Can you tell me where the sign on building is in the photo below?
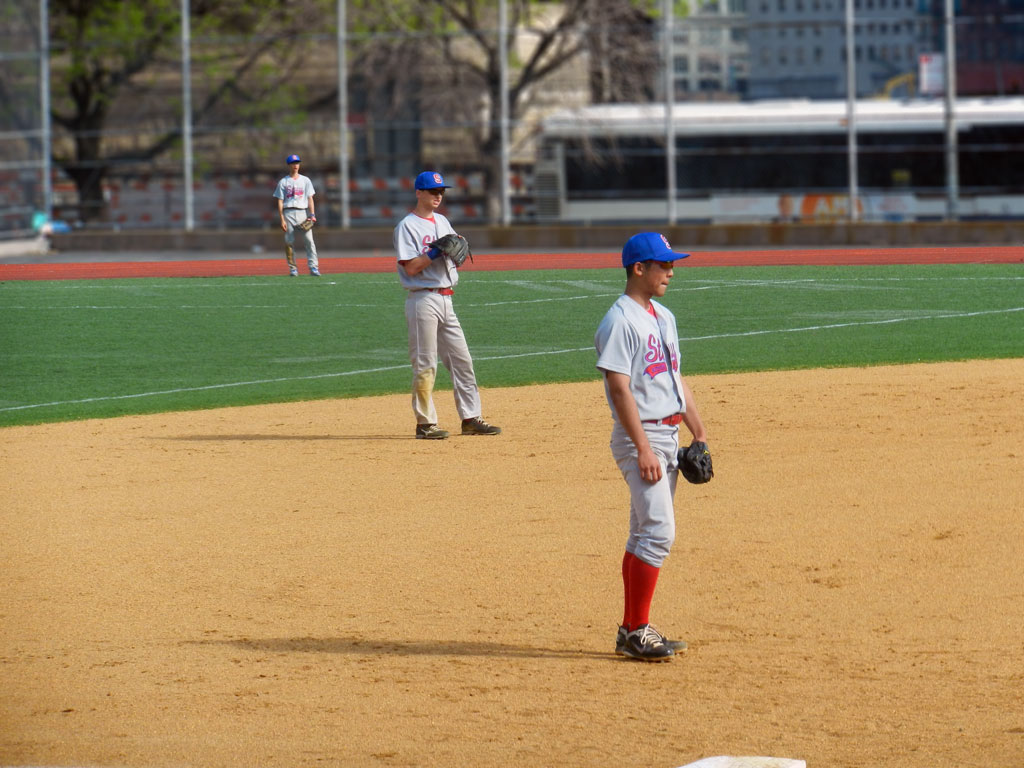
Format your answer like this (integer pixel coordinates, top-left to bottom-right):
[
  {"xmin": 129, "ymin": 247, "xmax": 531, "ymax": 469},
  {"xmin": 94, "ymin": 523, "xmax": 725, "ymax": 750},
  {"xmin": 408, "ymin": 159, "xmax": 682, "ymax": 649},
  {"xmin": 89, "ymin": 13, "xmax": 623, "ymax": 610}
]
[{"xmin": 919, "ymin": 53, "xmax": 945, "ymax": 95}]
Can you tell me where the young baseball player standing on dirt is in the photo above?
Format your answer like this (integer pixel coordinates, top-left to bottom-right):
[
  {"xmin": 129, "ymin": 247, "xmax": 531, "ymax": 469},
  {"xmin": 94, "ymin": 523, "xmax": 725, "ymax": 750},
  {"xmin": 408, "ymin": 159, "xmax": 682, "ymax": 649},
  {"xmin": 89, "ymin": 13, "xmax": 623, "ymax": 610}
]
[
  {"xmin": 393, "ymin": 170, "xmax": 501, "ymax": 440},
  {"xmin": 273, "ymin": 154, "xmax": 320, "ymax": 277},
  {"xmin": 595, "ymin": 232, "xmax": 710, "ymax": 662}
]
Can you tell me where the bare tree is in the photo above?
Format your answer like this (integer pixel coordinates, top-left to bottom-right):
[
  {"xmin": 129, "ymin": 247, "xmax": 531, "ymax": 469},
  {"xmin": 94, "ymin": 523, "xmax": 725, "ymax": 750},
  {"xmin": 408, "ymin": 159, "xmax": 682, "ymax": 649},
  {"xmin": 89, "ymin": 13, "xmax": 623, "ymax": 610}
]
[
  {"xmin": 348, "ymin": 0, "xmax": 664, "ymax": 222},
  {"xmin": 46, "ymin": 0, "xmax": 332, "ymax": 222}
]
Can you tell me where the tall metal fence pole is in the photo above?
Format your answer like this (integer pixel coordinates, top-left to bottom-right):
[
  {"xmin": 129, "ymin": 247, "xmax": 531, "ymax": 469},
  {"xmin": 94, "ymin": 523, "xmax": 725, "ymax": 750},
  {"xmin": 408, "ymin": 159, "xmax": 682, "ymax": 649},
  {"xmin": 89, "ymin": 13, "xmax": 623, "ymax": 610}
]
[
  {"xmin": 181, "ymin": 0, "xmax": 194, "ymax": 231},
  {"xmin": 943, "ymin": 0, "xmax": 959, "ymax": 220},
  {"xmin": 40, "ymin": 0, "xmax": 52, "ymax": 222},
  {"xmin": 337, "ymin": 0, "xmax": 350, "ymax": 229},
  {"xmin": 498, "ymin": 0, "xmax": 511, "ymax": 227},
  {"xmin": 845, "ymin": 0, "xmax": 859, "ymax": 222},
  {"xmin": 663, "ymin": 0, "xmax": 676, "ymax": 225}
]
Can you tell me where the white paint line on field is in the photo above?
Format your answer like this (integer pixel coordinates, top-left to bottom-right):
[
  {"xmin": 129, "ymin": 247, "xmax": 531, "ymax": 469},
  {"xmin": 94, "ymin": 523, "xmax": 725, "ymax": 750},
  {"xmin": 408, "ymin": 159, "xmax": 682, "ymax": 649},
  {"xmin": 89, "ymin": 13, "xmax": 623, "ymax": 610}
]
[
  {"xmin": 3, "ymin": 274, "xmax": 1021, "ymax": 312},
  {"xmin": 2, "ymin": 306, "xmax": 1021, "ymax": 414},
  {"xmin": 680, "ymin": 306, "xmax": 1023, "ymax": 341}
]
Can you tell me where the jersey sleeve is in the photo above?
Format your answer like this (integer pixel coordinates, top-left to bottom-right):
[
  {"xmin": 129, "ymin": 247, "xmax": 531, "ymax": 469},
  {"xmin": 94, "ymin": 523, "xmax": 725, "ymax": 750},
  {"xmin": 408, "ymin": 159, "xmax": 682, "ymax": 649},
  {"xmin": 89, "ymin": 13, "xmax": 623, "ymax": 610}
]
[
  {"xmin": 594, "ymin": 309, "xmax": 637, "ymax": 377},
  {"xmin": 393, "ymin": 218, "xmax": 425, "ymax": 262}
]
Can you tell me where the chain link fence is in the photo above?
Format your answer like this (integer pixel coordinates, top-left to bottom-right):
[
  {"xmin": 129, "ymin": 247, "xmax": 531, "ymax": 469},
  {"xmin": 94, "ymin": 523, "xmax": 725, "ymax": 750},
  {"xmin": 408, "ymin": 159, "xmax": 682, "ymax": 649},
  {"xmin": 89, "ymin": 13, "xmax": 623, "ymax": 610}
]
[{"xmin": 2, "ymin": 0, "xmax": 1023, "ymax": 238}]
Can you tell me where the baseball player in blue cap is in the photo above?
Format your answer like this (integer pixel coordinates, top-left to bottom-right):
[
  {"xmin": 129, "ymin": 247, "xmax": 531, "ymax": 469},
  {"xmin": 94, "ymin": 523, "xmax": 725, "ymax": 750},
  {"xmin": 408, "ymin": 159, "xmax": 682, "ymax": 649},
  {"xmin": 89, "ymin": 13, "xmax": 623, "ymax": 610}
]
[
  {"xmin": 273, "ymin": 154, "xmax": 320, "ymax": 276},
  {"xmin": 393, "ymin": 170, "xmax": 501, "ymax": 440},
  {"xmin": 594, "ymin": 232, "xmax": 709, "ymax": 661}
]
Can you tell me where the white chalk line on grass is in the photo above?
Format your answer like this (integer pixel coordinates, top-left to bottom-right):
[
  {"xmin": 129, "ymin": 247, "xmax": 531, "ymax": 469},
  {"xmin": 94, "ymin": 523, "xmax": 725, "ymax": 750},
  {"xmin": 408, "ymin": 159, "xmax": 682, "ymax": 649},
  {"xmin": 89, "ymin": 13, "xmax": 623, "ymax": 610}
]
[
  {"xmin": 2, "ymin": 306, "xmax": 1021, "ymax": 413},
  {"xmin": 4, "ymin": 274, "xmax": 1022, "ymax": 312}
]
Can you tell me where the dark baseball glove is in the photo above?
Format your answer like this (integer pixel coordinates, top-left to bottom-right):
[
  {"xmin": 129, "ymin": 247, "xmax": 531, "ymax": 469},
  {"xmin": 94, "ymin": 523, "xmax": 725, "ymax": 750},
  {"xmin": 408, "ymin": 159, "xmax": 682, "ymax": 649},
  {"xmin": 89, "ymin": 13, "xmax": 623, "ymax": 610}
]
[
  {"xmin": 296, "ymin": 216, "xmax": 315, "ymax": 232},
  {"xmin": 678, "ymin": 440, "xmax": 714, "ymax": 484},
  {"xmin": 428, "ymin": 233, "xmax": 472, "ymax": 267}
]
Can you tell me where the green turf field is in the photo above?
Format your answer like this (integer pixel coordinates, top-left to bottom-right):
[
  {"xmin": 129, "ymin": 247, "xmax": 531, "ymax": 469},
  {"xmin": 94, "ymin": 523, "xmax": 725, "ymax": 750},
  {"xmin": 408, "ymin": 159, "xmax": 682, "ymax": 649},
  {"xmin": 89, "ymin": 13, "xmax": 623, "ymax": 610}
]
[{"xmin": 1, "ymin": 264, "xmax": 1021, "ymax": 427}]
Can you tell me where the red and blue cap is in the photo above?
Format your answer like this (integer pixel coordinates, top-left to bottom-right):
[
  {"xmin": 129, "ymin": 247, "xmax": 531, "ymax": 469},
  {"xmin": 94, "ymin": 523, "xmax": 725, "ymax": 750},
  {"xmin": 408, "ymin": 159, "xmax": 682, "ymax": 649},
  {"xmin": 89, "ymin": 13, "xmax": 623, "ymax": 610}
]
[
  {"xmin": 414, "ymin": 171, "xmax": 450, "ymax": 190},
  {"xmin": 286, "ymin": 154, "xmax": 301, "ymax": 164},
  {"xmin": 621, "ymin": 232, "xmax": 690, "ymax": 268}
]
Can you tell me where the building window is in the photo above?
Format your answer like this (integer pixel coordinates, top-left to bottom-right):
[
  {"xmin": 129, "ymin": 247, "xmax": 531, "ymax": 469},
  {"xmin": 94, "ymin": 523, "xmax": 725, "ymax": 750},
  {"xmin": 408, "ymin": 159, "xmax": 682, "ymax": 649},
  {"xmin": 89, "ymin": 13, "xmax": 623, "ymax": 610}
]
[
  {"xmin": 700, "ymin": 27, "xmax": 722, "ymax": 45},
  {"xmin": 814, "ymin": 46, "xmax": 823, "ymax": 63},
  {"xmin": 699, "ymin": 56, "xmax": 722, "ymax": 74}
]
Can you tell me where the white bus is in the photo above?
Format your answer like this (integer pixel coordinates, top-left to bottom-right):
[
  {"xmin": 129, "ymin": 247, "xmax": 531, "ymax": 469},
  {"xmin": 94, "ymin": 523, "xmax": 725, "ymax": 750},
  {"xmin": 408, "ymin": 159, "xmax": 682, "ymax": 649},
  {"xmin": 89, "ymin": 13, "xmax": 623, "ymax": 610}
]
[{"xmin": 534, "ymin": 98, "xmax": 1024, "ymax": 223}]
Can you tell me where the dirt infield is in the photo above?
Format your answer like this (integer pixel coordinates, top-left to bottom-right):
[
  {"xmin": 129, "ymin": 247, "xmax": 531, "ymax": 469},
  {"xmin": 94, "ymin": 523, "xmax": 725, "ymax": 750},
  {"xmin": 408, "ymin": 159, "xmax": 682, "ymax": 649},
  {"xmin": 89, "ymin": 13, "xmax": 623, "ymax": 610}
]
[
  {"xmin": 2, "ymin": 359, "xmax": 1022, "ymax": 768},
  {"xmin": 2, "ymin": 244, "xmax": 1023, "ymax": 280}
]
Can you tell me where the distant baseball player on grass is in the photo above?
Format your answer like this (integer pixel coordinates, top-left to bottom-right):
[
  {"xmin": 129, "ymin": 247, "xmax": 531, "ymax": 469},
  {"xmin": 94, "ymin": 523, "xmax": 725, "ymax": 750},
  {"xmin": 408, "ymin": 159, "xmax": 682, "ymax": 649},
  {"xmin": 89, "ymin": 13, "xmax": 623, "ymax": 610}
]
[
  {"xmin": 595, "ymin": 232, "xmax": 713, "ymax": 662},
  {"xmin": 273, "ymin": 154, "xmax": 320, "ymax": 277},
  {"xmin": 393, "ymin": 170, "xmax": 501, "ymax": 440}
]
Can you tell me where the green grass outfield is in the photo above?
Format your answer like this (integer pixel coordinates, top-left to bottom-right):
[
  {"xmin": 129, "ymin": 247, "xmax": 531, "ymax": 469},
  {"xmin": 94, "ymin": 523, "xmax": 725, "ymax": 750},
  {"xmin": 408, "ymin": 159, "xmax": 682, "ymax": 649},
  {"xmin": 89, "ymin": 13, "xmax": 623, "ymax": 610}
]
[{"xmin": 1, "ymin": 263, "xmax": 1022, "ymax": 427}]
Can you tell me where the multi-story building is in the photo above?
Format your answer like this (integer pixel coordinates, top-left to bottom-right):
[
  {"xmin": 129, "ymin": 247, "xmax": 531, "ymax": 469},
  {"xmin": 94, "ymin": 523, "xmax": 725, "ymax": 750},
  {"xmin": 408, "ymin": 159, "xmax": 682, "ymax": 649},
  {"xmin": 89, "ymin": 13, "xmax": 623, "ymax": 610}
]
[
  {"xmin": 671, "ymin": 0, "xmax": 752, "ymax": 98},
  {"xmin": 675, "ymin": 0, "xmax": 1023, "ymax": 100},
  {"xmin": 746, "ymin": 0, "xmax": 925, "ymax": 98}
]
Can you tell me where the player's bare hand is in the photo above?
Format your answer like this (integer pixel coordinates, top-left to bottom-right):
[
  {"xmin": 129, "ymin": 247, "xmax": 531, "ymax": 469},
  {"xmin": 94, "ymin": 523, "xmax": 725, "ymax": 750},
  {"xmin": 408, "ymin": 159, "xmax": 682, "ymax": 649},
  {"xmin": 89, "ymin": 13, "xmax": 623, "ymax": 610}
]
[
  {"xmin": 637, "ymin": 447, "xmax": 663, "ymax": 484},
  {"xmin": 280, "ymin": 220, "xmax": 288, "ymax": 232}
]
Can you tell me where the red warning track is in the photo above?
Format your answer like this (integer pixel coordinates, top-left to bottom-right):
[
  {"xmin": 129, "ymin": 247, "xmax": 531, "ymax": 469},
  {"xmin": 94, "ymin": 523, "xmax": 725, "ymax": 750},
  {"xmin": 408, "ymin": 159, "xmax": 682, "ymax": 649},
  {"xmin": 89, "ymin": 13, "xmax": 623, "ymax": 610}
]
[{"xmin": 1, "ymin": 246, "xmax": 1021, "ymax": 281}]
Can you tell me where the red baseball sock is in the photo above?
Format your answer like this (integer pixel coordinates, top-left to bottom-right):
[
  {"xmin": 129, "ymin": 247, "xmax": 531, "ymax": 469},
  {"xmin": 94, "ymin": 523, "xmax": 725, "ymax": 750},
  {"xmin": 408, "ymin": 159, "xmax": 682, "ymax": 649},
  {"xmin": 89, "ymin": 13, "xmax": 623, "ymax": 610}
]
[
  {"xmin": 621, "ymin": 551, "xmax": 633, "ymax": 628},
  {"xmin": 626, "ymin": 554, "xmax": 661, "ymax": 630}
]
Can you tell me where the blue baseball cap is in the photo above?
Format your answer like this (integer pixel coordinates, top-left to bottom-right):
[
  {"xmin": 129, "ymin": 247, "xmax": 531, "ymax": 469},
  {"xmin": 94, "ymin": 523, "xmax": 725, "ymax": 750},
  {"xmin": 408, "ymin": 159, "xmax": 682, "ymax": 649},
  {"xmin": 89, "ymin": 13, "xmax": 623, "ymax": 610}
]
[
  {"xmin": 286, "ymin": 154, "xmax": 301, "ymax": 164},
  {"xmin": 621, "ymin": 232, "xmax": 690, "ymax": 268},
  {"xmin": 414, "ymin": 171, "xmax": 450, "ymax": 190}
]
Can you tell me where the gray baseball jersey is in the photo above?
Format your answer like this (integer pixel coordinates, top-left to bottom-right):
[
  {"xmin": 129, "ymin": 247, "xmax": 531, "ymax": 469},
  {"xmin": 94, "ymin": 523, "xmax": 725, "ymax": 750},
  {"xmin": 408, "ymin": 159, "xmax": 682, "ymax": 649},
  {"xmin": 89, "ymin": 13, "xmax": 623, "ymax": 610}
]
[
  {"xmin": 273, "ymin": 174, "xmax": 315, "ymax": 209},
  {"xmin": 594, "ymin": 295, "xmax": 685, "ymax": 423},
  {"xmin": 394, "ymin": 211, "xmax": 459, "ymax": 290}
]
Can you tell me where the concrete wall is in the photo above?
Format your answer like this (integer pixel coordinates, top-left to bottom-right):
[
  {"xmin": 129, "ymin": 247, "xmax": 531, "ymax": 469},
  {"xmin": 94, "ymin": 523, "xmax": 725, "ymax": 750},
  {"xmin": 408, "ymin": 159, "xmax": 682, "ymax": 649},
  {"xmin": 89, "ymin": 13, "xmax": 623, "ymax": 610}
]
[{"xmin": 50, "ymin": 220, "xmax": 1024, "ymax": 254}]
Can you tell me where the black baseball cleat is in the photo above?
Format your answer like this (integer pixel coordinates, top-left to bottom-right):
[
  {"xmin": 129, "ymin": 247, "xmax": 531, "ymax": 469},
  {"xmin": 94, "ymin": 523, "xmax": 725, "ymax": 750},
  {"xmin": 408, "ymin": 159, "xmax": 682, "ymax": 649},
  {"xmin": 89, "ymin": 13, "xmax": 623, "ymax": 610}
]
[
  {"xmin": 461, "ymin": 417, "xmax": 501, "ymax": 435},
  {"xmin": 621, "ymin": 624, "xmax": 676, "ymax": 662},
  {"xmin": 415, "ymin": 423, "xmax": 449, "ymax": 440},
  {"xmin": 615, "ymin": 624, "xmax": 688, "ymax": 656}
]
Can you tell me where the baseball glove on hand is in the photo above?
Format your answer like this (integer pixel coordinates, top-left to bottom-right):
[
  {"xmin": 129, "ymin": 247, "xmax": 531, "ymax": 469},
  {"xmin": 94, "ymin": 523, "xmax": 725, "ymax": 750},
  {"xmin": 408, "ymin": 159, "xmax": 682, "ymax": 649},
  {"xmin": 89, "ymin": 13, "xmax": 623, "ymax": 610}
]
[
  {"xmin": 428, "ymin": 234, "xmax": 472, "ymax": 267},
  {"xmin": 678, "ymin": 440, "xmax": 714, "ymax": 484},
  {"xmin": 296, "ymin": 216, "xmax": 315, "ymax": 232}
]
